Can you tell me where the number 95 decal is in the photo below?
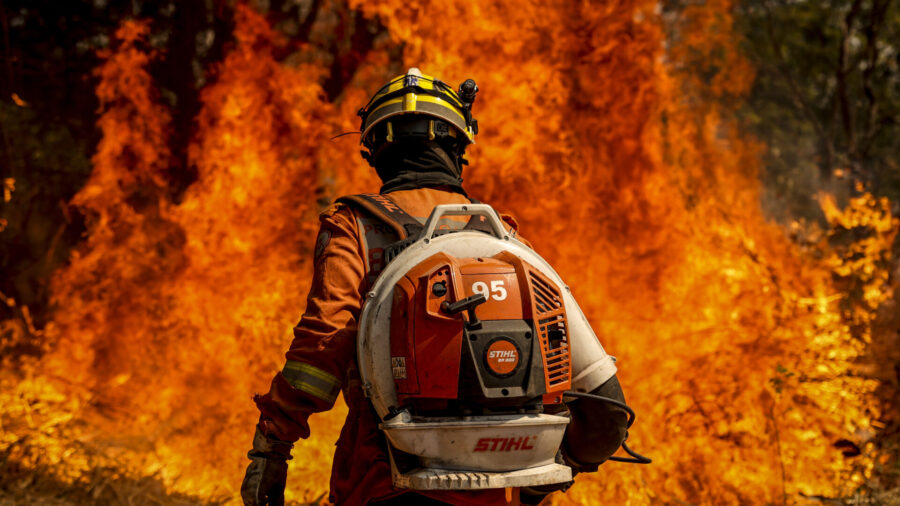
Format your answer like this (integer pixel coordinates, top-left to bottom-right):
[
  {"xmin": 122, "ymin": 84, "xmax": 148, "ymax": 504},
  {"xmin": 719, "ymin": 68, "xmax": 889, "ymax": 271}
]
[{"xmin": 472, "ymin": 280, "xmax": 508, "ymax": 301}]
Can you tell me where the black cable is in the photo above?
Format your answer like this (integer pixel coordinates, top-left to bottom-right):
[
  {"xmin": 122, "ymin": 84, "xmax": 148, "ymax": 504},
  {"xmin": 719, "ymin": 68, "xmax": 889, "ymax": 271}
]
[
  {"xmin": 563, "ymin": 390, "xmax": 652, "ymax": 465},
  {"xmin": 563, "ymin": 391, "xmax": 635, "ymax": 428},
  {"xmin": 608, "ymin": 438, "xmax": 652, "ymax": 464}
]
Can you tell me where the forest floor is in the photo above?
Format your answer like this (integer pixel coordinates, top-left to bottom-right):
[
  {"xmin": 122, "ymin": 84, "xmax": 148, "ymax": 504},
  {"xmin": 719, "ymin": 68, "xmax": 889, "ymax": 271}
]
[
  {"xmin": 0, "ymin": 456, "xmax": 216, "ymax": 506},
  {"xmin": 2, "ymin": 454, "xmax": 899, "ymax": 506}
]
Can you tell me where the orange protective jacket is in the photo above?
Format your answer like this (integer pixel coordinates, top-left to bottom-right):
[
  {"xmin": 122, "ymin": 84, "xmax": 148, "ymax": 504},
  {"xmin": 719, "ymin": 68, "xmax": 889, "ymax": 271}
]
[{"xmin": 254, "ymin": 188, "xmax": 524, "ymax": 505}]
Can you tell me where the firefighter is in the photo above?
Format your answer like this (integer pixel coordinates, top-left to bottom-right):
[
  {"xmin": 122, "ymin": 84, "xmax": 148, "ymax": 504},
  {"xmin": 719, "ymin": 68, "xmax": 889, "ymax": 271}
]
[{"xmin": 241, "ymin": 68, "xmax": 629, "ymax": 506}]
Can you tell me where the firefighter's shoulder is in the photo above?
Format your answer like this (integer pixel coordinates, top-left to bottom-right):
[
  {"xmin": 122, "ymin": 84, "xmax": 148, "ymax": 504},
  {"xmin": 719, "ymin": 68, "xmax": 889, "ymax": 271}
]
[
  {"xmin": 319, "ymin": 202, "xmax": 346, "ymax": 219},
  {"xmin": 320, "ymin": 194, "xmax": 377, "ymax": 219},
  {"xmin": 317, "ymin": 202, "xmax": 360, "ymax": 236},
  {"xmin": 498, "ymin": 211, "xmax": 531, "ymax": 247},
  {"xmin": 499, "ymin": 212, "xmax": 520, "ymax": 232},
  {"xmin": 319, "ymin": 201, "xmax": 361, "ymax": 224}
]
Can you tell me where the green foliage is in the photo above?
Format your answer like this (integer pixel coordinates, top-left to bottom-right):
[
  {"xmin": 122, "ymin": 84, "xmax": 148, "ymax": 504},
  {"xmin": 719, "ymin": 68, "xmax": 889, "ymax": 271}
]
[
  {"xmin": 735, "ymin": 0, "xmax": 900, "ymax": 220},
  {"xmin": 1, "ymin": 1, "xmax": 127, "ymax": 326},
  {"xmin": 0, "ymin": 102, "xmax": 91, "ymax": 326}
]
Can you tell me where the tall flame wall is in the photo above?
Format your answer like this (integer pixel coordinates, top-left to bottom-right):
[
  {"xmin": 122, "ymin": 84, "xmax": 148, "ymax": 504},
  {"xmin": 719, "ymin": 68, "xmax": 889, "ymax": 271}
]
[{"xmin": 1, "ymin": 1, "xmax": 886, "ymax": 504}]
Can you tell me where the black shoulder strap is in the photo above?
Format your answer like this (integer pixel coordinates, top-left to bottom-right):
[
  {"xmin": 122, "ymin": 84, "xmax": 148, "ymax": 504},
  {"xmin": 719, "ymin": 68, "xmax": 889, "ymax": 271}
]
[
  {"xmin": 336, "ymin": 193, "xmax": 423, "ymax": 240},
  {"xmin": 337, "ymin": 193, "xmax": 497, "ymax": 239}
]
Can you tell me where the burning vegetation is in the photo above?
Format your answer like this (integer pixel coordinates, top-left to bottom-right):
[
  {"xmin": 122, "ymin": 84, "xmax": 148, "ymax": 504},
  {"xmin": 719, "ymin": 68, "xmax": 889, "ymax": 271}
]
[{"xmin": 1, "ymin": 1, "xmax": 898, "ymax": 504}]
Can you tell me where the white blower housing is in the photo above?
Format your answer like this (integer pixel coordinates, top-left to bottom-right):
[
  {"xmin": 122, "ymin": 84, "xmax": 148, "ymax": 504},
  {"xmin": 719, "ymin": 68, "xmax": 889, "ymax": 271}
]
[{"xmin": 357, "ymin": 204, "xmax": 617, "ymax": 490}]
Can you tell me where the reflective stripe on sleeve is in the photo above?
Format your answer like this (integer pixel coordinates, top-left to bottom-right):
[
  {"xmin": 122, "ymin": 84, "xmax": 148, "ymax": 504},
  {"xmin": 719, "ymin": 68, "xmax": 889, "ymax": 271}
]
[{"xmin": 282, "ymin": 360, "xmax": 341, "ymax": 403}]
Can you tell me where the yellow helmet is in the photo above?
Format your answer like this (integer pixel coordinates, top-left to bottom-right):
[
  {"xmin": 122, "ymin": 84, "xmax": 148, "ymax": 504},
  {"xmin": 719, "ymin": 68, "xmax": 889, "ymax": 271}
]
[{"xmin": 358, "ymin": 68, "xmax": 478, "ymax": 164}]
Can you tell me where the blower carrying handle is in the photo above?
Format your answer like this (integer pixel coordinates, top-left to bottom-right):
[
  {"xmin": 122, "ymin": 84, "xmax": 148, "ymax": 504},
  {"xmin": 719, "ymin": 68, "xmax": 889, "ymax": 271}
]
[{"xmin": 418, "ymin": 204, "xmax": 509, "ymax": 242}]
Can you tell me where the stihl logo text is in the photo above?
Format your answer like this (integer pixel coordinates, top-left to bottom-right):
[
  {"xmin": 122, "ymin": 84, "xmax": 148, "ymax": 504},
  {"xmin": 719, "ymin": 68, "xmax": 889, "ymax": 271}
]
[
  {"xmin": 370, "ymin": 194, "xmax": 400, "ymax": 212},
  {"xmin": 484, "ymin": 338, "xmax": 520, "ymax": 375},
  {"xmin": 488, "ymin": 350, "xmax": 516, "ymax": 362},
  {"xmin": 473, "ymin": 436, "xmax": 536, "ymax": 452}
]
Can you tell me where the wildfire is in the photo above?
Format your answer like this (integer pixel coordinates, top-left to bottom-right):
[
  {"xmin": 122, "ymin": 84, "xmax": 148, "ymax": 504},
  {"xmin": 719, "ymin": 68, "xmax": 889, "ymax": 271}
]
[{"xmin": 0, "ymin": 1, "xmax": 893, "ymax": 505}]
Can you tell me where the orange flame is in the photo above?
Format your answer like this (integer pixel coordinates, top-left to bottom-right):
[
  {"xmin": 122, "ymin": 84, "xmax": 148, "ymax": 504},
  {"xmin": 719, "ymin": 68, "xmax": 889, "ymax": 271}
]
[{"xmin": 0, "ymin": 2, "xmax": 894, "ymax": 504}]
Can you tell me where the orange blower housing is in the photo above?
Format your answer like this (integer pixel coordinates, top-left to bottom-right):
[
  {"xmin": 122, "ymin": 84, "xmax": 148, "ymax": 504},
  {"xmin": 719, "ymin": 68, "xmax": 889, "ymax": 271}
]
[{"xmin": 388, "ymin": 250, "xmax": 572, "ymax": 417}]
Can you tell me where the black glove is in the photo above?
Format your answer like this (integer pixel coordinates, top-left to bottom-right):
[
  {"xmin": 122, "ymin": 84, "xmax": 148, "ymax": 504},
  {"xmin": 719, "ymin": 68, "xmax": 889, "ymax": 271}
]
[{"xmin": 241, "ymin": 427, "xmax": 293, "ymax": 506}]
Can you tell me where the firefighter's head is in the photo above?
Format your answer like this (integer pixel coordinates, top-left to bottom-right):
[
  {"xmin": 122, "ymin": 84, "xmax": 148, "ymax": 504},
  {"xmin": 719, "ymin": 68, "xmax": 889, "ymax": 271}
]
[{"xmin": 357, "ymin": 68, "xmax": 479, "ymax": 183}]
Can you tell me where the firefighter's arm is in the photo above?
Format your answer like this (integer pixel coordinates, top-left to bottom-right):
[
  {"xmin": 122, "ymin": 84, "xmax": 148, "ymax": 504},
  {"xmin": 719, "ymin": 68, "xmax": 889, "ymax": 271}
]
[
  {"xmin": 519, "ymin": 376, "xmax": 629, "ymax": 505},
  {"xmin": 243, "ymin": 204, "xmax": 363, "ymax": 505},
  {"xmin": 559, "ymin": 299, "xmax": 626, "ymax": 471},
  {"xmin": 253, "ymin": 204, "xmax": 364, "ymax": 442},
  {"xmin": 562, "ymin": 374, "xmax": 628, "ymax": 469}
]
